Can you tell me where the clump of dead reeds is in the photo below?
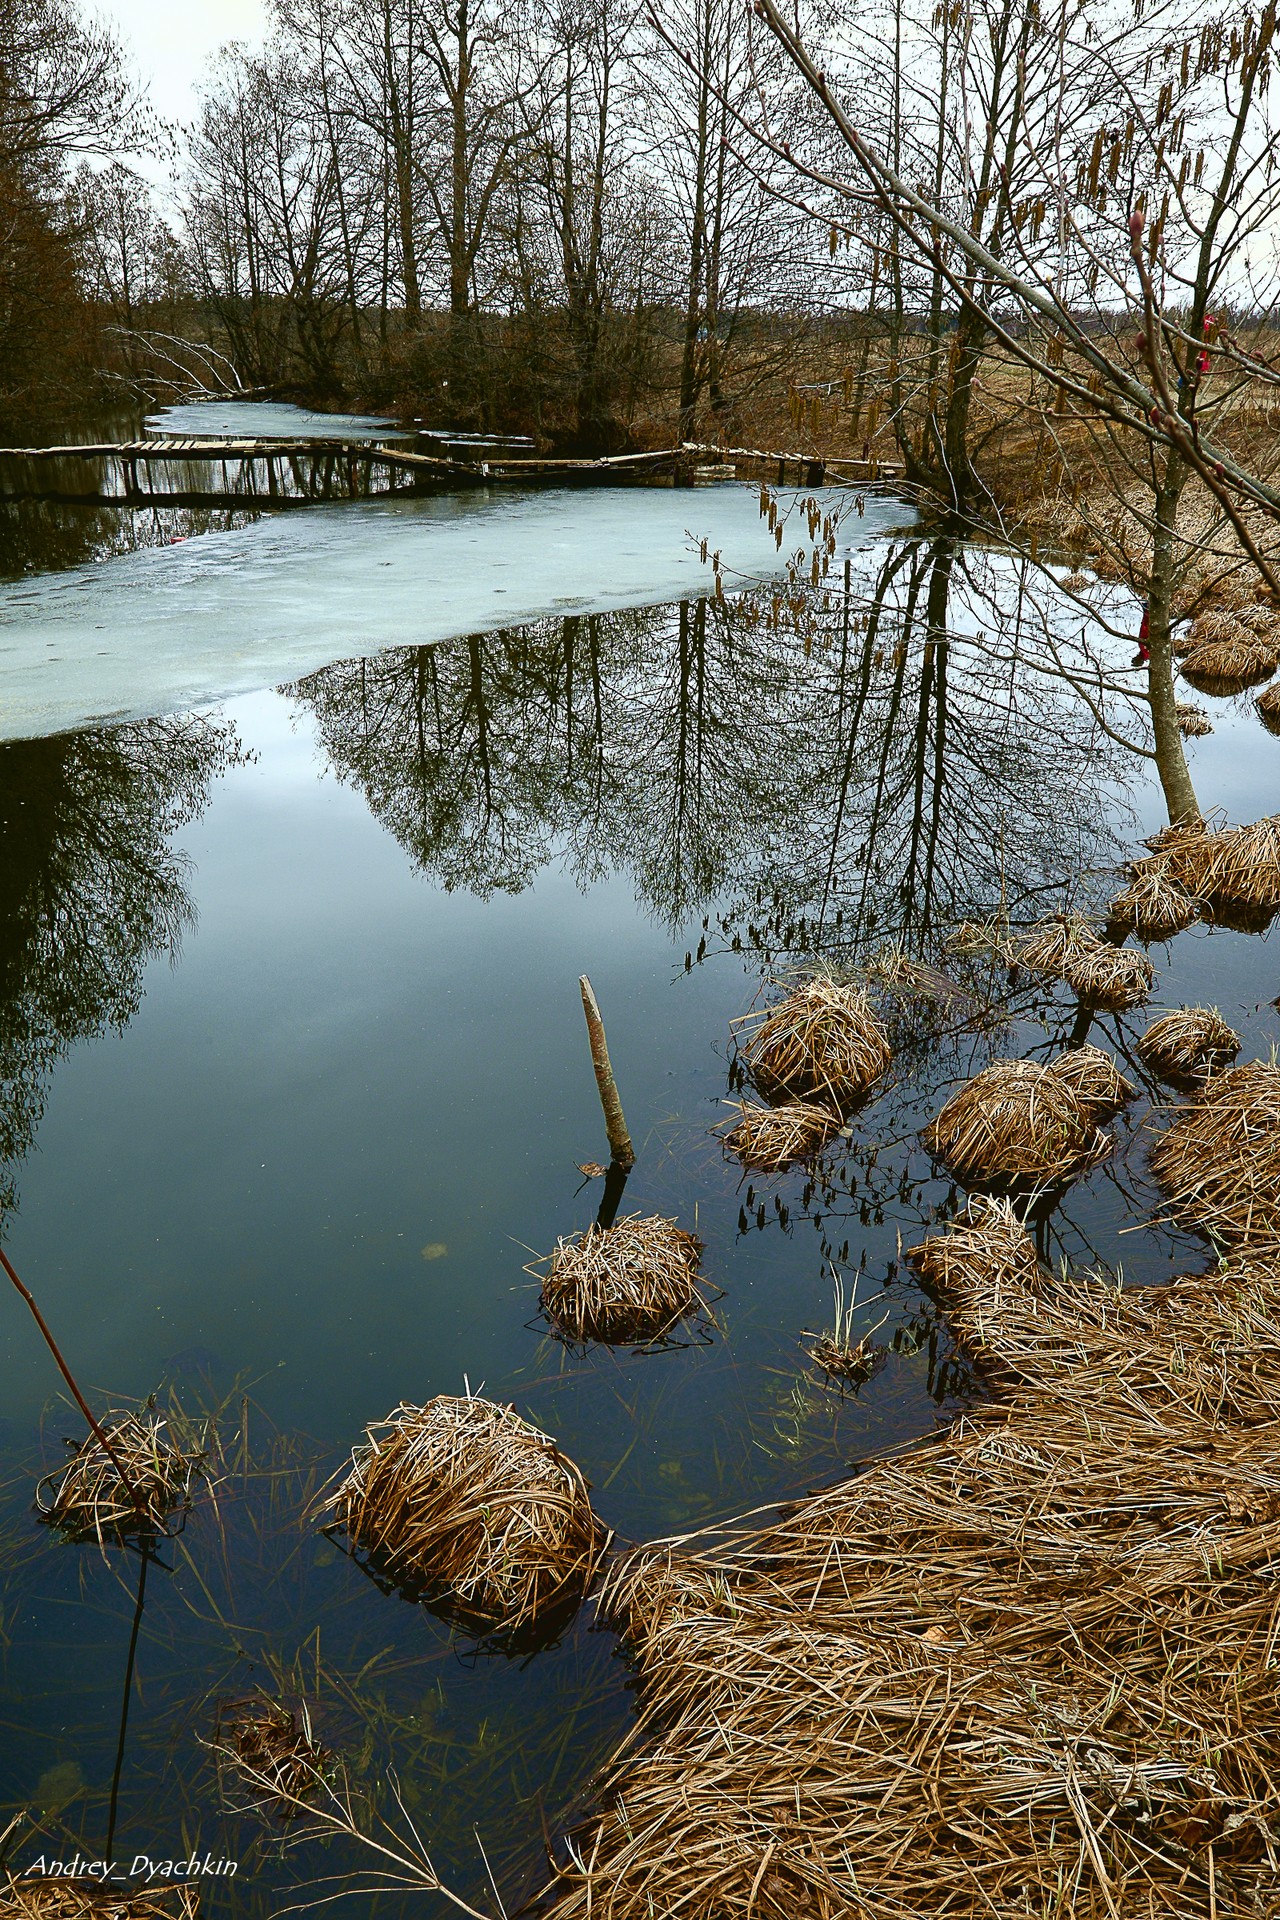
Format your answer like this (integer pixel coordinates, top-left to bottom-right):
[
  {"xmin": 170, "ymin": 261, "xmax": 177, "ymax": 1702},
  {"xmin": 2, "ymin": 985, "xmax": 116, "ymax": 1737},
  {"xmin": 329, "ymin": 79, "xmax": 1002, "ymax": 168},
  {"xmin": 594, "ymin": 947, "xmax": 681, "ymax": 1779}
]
[
  {"xmin": 1257, "ymin": 680, "xmax": 1280, "ymax": 735},
  {"xmin": 1106, "ymin": 860, "xmax": 1198, "ymax": 942},
  {"xmin": 35, "ymin": 1409, "xmax": 203, "ymax": 1544},
  {"xmin": 215, "ymin": 1697, "xmax": 330, "ymax": 1821},
  {"xmin": 1136, "ymin": 1006, "xmax": 1241, "ymax": 1087},
  {"xmin": 1011, "ymin": 913, "xmax": 1099, "ymax": 977},
  {"xmin": 552, "ymin": 1345, "xmax": 1280, "ymax": 1920},
  {"xmin": 1148, "ymin": 1060, "xmax": 1280, "ymax": 1247},
  {"xmin": 1183, "ymin": 814, "xmax": 1280, "ymax": 927},
  {"xmin": 1236, "ymin": 602, "xmax": 1280, "ymax": 638},
  {"xmin": 536, "ymin": 1213, "xmax": 706, "ymax": 1345},
  {"xmin": 1060, "ymin": 940, "xmax": 1155, "ymax": 1009},
  {"xmin": 0, "ymin": 1885, "xmax": 199, "ymax": 1920},
  {"xmin": 735, "ymin": 975, "xmax": 890, "ymax": 1109},
  {"xmin": 1046, "ymin": 1043, "xmax": 1136, "ymax": 1120},
  {"xmin": 922, "ymin": 1058, "xmax": 1113, "ymax": 1190},
  {"xmin": 720, "ymin": 1099, "xmax": 841, "ymax": 1172},
  {"xmin": 322, "ymin": 1394, "xmax": 609, "ymax": 1639},
  {"xmin": 1180, "ymin": 635, "xmax": 1278, "ymax": 693},
  {"xmin": 1185, "ymin": 606, "xmax": 1251, "ymax": 649},
  {"xmin": 803, "ymin": 1274, "xmax": 886, "ymax": 1387},
  {"xmin": 906, "ymin": 1194, "xmax": 1044, "ymax": 1304},
  {"xmin": 945, "ymin": 920, "xmax": 1005, "ymax": 958},
  {"xmin": 1176, "ymin": 701, "xmax": 1213, "ymax": 736}
]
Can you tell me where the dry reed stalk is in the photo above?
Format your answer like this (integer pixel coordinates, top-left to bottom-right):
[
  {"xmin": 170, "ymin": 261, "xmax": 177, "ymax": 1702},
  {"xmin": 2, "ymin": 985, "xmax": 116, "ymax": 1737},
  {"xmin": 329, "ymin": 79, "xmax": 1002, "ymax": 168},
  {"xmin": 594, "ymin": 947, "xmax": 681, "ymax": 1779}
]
[
  {"xmin": 1137, "ymin": 1007, "xmax": 1241, "ymax": 1086},
  {"xmin": 35, "ymin": 1410, "xmax": 202, "ymax": 1544},
  {"xmin": 1060, "ymin": 941, "xmax": 1155, "ymax": 1010},
  {"xmin": 214, "ymin": 1698, "xmax": 330, "ymax": 1821},
  {"xmin": 1106, "ymin": 860, "xmax": 1198, "ymax": 942},
  {"xmin": 720, "ymin": 1099, "xmax": 842, "ymax": 1171},
  {"xmin": 1176, "ymin": 701, "xmax": 1213, "ymax": 736},
  {"xmin": 1257, "ymin": 680, "xmax": 1280, "ymax": 735},
  {"xmin": 735, "ymin": 976, "xmax": 890, "ymax": 1109},
  {"xmin": 1180, "ymin": 636, "xmax": 1278, "ymax": 693},
  {"xmin": 922, "ymin": 1059, "xmax": 1113, "ymax": 1190},
  {"xmin": 321, "ymin": 1394, "xmax": 609, "ymax": 1639},
  {"xmin": 1148, "ymin": 1062, "xmax": 1280, "ymax": 1247},
  {"xmin": 535, "ymin": 1213, "xmax": 705, "ymax": 1344},
  {"xmin": 1012, "ymin": 913, "xmax": 1100, "ymax": 977},
  {"xmin": 0, "ymin": 1887, "xmax": 199, "ymax": 1920}
]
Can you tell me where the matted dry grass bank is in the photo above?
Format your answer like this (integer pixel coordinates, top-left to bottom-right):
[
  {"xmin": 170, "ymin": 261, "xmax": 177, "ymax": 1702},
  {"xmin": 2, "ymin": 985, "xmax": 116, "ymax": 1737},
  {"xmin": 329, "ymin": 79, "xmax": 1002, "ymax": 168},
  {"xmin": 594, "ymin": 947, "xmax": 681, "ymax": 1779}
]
[{"xmin": 539, "ymin": 1200, "xmax": 1280, "ymax": 1919}]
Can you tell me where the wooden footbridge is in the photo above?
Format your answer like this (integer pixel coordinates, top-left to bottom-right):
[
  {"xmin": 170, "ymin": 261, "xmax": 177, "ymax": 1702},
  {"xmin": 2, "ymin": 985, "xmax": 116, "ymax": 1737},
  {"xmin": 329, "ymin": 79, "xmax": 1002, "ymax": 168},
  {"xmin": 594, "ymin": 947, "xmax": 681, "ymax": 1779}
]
[{"xmin": 0, "ymin": 434, "xmax": 901, "ymax": 508}]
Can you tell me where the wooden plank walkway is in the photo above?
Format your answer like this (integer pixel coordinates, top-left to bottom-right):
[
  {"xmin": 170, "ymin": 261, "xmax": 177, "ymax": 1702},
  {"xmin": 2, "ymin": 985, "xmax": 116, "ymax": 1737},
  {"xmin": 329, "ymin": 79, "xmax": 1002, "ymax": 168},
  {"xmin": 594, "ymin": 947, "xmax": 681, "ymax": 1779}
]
[{"xmin": 0, "ymin": 436, "xmax": 904, "ymax": 503}]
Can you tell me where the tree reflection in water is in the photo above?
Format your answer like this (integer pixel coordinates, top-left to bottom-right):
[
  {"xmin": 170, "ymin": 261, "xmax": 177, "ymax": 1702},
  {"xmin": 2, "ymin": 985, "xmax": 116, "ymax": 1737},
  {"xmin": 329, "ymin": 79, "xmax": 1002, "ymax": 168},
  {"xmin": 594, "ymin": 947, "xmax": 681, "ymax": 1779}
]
[
  {"xmin": 290, "ymin": 531, "xmax": 1131, "ymax": 950},
  {"xmin": 0, "ymin": 714, "xmax": 242, "ymax": 1220}
]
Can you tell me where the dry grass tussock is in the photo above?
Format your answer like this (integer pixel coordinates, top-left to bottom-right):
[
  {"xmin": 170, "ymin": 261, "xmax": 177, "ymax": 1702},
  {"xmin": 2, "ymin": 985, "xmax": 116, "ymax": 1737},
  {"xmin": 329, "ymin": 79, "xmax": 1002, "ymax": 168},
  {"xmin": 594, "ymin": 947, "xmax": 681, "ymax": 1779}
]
[
  {"xmin": 213, "ymin": 1697, "xmax": 330, "ymax": 1821},
  {"xmin": 1176, "ymin": 700, "xmax": 1213, "ymax": 736},
  {"xmin": 1107, "ymin": 861, "xmax": 1198, "ymax": 943},
  {"xmin": 1013, "ymin": 912, "xmax": 1098, "ymax": 974},
  {"xmin": 735, "ymin": 975, "xmax": 890, "ymax": 1110},
  {"xmin": 321, "ymin": 1393, "xmax": 609, "ymax": 1640},
  {"xmin": 0, "ymin": 1887, "xmax": 199, "ymax": 1920},
  {"xmin": 921, "ymin": 1054, "xmax": 1122, "ymax": 1190},
  {"xmin": 1256, "ymin": 680, "xmax": 1280, "ymax": 734},
  {"xmin": 1149, "ymin": 1060, "xmax": 1280, "ymax": 1249},
  {"xmin": 720, "ymin": 1098, "xmax": 842, "ymax": 1172},
  {"xmin": 1030, "ymin": 1042, "xmax": 1135, "ymax": 1120},
  {"xmin": 1013, "ymin": 912, "xmax": 1155, "ymax": 1007},
  {"xmin": 1187, "ymin": 607, "xmax": 1250, "ymax": 645},
  {"xmin": 1137, "ymin": 1006, "xmax": 1241, "ymax": 1087},
  {"xmin": 1180, "ymin": 635, "xmax": 1279, "ymax": 694},
  {"xmin": 35, "ymin": 1409, "xmax": 204, "ymax": 1544},
  {"xmin": 1060, "ymin": 941, "xmax": 1155, "ymax": 1009},
  {"xmin": 543, "ymin": 1221, "xmax": 1280, "ymax": 1920},
  {"xmin": 1131, "ymin": 814, "xmax": 1280, "ymax": 934},
  {"xmin": 535, "ymin": 1212, "xmax": 706, "ymax": 1345}
]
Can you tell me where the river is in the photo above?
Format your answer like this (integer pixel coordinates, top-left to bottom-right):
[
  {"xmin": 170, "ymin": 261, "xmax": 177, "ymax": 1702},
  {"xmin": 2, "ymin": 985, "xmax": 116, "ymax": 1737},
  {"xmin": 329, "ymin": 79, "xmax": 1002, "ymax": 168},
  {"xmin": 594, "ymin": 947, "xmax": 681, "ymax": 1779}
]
[{"xmin": 0, "ymin": 406, "xmax": 1276, "ymax": 1915}]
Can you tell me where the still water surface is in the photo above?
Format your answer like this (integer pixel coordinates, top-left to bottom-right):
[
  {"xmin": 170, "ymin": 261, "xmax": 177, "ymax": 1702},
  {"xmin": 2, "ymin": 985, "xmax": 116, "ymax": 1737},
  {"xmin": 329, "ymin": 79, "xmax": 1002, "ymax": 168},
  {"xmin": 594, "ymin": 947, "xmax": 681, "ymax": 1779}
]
[{"xmin": 0, "ymin": 468, "xmax": 1276, "ymax": 1913}]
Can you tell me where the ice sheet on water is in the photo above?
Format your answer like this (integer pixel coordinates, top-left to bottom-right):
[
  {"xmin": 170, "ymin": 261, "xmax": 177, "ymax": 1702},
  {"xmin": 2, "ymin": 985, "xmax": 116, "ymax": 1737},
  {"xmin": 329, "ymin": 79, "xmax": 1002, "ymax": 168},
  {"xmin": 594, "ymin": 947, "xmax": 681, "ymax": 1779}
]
[
  {"xmin": 144, "ymin": 400, "xmax": 406, "ymax": 440},
  {"xmin": 0, "ymin": 484, "xmax": 907, "ymax": 742}
]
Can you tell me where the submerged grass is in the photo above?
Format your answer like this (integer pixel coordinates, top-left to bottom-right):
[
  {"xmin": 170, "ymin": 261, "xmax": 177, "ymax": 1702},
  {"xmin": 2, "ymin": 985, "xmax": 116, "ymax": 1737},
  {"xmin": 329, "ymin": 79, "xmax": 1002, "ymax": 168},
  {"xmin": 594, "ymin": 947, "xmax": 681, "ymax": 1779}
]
[{"xmin": 0, "ymin": 1886, "xmax": 199, "ymax": 1920}]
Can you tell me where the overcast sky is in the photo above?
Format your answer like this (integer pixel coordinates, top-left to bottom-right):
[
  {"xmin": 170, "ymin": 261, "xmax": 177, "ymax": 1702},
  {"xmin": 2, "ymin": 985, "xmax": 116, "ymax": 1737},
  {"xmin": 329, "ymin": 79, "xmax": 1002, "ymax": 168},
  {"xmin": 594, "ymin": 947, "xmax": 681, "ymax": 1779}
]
[{"xmin": 99, "ymin": 0, "xmax": 267, "ymax": 129}]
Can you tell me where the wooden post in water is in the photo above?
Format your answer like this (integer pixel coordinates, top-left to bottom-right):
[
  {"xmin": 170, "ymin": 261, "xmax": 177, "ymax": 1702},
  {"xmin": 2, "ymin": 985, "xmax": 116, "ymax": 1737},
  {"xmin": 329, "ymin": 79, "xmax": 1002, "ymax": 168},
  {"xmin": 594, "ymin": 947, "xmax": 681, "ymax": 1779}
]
[{"xmin": 579, "ymin": 975, "xmax": 635, "ymax": 1173}]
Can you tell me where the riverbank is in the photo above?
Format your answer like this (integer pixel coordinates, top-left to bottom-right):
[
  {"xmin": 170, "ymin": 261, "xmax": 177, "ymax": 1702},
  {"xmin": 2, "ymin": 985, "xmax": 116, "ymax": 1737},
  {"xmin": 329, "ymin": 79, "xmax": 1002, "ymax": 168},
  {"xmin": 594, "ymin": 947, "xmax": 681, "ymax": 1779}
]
[{"xmin": 542, "ymin": 1218, "xmax": 1280, "ymax": 1918}]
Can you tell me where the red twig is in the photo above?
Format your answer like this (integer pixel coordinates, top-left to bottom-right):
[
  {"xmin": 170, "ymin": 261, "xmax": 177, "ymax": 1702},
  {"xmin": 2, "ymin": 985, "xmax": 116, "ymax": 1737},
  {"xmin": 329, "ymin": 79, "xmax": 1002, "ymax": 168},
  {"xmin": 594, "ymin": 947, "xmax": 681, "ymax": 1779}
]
[{"xmin": 0, "ymin": 1244, "xmax": 148, "ymax": 1520}]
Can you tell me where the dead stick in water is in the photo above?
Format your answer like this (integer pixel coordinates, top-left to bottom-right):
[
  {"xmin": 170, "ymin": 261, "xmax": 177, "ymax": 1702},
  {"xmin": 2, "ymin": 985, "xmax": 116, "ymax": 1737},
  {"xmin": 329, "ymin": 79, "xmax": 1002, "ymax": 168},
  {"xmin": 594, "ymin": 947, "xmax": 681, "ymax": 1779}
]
[
  {"xmin": 0, "ymin": 1244, "xmax": 148, "ymax": 1520},
  {"xmin": 579, "ymin": 976, "xmax": 636, "ymax": 1173}
]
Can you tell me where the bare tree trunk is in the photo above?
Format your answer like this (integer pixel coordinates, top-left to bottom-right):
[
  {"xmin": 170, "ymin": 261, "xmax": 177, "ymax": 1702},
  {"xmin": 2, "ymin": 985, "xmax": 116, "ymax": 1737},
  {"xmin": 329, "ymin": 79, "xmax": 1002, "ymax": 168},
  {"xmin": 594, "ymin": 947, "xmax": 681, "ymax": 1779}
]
[{"xmin": 1147, "ymin": 459, "xmax": 1200, "ymax": 825}]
